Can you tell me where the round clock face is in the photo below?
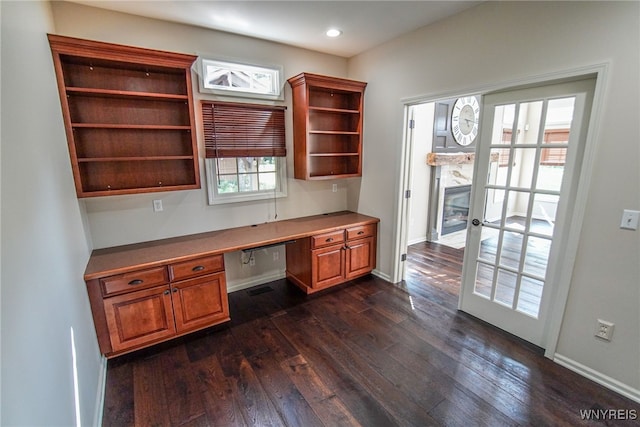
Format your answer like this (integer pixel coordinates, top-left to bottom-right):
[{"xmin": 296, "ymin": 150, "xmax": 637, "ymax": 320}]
[{"xmin": 451, "ymin": 97, "xmax": 480, "ymax": 146}]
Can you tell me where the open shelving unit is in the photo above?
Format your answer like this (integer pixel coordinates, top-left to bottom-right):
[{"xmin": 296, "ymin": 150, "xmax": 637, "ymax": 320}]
[
  {"xmin": 288, "ymin": 73, "xmax": 367, "ymax": 180},
  {"xmin": 48, "ymin": 35, "xmax": 200, "ymax": 197}
]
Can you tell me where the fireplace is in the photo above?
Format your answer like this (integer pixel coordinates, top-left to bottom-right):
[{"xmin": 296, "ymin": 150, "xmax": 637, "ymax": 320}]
[{"xmin": 441, "ymin": 185, "xmax": 471, "ymax": 235}]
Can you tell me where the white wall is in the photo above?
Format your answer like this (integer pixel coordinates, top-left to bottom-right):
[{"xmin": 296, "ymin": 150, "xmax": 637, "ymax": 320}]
[
  {"xmin": 1, "ymin": 1, "xmax": 103, "ymax": 425},
  {"xmin": 348, "ymin": 1, "xmax": 639, "ymax": 394},
  {"xmin": 50, "ymin": 1, "xmax": 353, "ymax": 286},
  {"xmin": 51, "ymin": 1, "xmax": 350, "ymax": 248},
  {"xmin": 407, "ymin": 103, "xmax": 433, "ymax": 245}
]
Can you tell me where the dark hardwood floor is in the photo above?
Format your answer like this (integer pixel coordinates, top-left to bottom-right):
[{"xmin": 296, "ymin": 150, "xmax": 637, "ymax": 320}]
[{"xmin": 103, "ymin": 242, "xmax": 640, "ymax": 426}]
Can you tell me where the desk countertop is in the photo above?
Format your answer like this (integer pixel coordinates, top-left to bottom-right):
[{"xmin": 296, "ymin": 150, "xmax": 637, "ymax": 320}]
[{"xmin": 84, "ymin": 211, "xmax": 379, "ymax": 280}]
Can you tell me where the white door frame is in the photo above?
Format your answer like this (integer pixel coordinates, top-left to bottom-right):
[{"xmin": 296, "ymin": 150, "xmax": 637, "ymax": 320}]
[{"xmin": 393, "ymin": 63, "xmax": 609, "ymax": 358}]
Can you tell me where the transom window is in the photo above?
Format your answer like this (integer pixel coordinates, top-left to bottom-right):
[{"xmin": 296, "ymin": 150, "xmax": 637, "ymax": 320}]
[{"xmin": 198, "ymin": 58, "xmax": 283, "ymax": 100}]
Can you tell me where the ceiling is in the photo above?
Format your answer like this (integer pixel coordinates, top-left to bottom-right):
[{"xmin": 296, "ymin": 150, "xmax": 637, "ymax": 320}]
[{"xmin": 68, "ymin": 1, "xmax": 480, "ymax": 58}]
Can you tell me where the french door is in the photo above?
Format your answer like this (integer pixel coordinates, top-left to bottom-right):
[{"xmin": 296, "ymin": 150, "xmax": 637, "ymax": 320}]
[{"xmin": 460, "ymin": 79, "xmax": 594, "ymax": 347}]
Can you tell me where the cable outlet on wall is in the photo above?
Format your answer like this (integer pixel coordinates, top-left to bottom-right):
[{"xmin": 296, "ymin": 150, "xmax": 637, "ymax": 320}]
[
  {"xmin": 620, "ymin": 209, "xmax": 639, "ymax": 230},
  {"xmin": 595, "ymin": 319, "xmax": 614, "ymax": 341},
  {"xmin": 152, "ymin": 199, "xmax": 163, "ymax": 212}
]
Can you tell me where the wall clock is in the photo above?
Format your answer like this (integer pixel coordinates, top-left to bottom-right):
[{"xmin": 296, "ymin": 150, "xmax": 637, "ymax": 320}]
[{"xmin": 451, "ymin": 96, "xmax": 480, "ymax": 146}]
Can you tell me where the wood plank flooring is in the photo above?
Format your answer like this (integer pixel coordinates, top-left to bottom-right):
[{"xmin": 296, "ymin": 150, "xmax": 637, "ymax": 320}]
[{"xmin": 103, "ymin": 243, "xmax": 640, "ymax": 426}]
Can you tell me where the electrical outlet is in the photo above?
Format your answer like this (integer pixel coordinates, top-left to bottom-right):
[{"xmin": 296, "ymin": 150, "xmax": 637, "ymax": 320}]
[
  {"xmin": 620, "ymin": 209, "xmax": 639, "ymax": 230},
  {"xmin": 249, "ymin": 255, "xmax": 255, "ymax": 267},
  {"xmin": 595, "ymin": 319, "xmax": 614, "ymax": 341},
  {"xmin": 152, "ymin": 199, "xmax": 163, "ymax": 212},
  {"xmin": 273, "ymin": 251, "xmax": 279, "ymax": 261},
  {"xmin": 332, "ymin": 184, "xmax": 338, "ymax": 193}
]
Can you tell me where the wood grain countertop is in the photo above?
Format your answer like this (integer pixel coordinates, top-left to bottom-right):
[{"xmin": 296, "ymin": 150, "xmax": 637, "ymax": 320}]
[{"xmin": 84, "ymin": 211, "xmax": 380, "ymax": 280}]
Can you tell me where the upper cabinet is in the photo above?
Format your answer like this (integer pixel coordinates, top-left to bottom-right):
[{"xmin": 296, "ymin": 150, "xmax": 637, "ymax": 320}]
[
  {"xmin": 48, "ymin": 35, "xmax": 200, "ymax": 198},
  {"xmin": 287, "ymin": 73, "xmax": 367, "ymax": 180}
]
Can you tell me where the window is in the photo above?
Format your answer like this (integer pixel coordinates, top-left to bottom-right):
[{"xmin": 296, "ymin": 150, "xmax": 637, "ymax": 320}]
[
  {"xmin": 198, "ymin": 58, "xmax": 283, "ymax": 100},
  {"xmin": 202, "ymin": 101, "xmax": 287, "ymax": 205},
  {"xmin": 205, "ymin": 157, "xmax": 286, "ymax": 204}
]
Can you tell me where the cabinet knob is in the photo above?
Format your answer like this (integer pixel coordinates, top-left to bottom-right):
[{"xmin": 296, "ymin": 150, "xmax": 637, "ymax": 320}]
[
  {"xmin": 326, "ymin": 237, "xmax": 334, "ymax": 242},
  {"xmin": 192, "ymin": 265, "xmax": 205, "ymax": 272},
  {"xmin": 163, "ymin": 290, "xmax": 170, "ymax": 295},
  {"xmin": 357, "ymin": 231, "xmax": 364, "ymax": 235},
  {"xmin": 128, "ymin": 279, "xmax": 143, "ymax": 285},
  {"xmin": 172, "ymin": 288, "xmax": 178, "ymax": 293}
]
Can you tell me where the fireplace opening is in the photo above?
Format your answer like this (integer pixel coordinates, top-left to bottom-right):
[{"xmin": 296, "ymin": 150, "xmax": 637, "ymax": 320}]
[{"xmin": 442, "ymin": 185, "xmax": 472, "ymax": 236}]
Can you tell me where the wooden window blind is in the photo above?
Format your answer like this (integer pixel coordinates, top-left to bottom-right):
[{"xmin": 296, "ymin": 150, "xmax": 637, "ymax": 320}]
[
  {"xmin": 202, "ymin": 101, "xmax": 286, "ymax": 158},
  {"xmin": 498, "ymin": 129, "xmax": 512, "ymax": 167},
  {"xmin": 541, "ymin": 129, "xmax": 569, "ymax": 166}
]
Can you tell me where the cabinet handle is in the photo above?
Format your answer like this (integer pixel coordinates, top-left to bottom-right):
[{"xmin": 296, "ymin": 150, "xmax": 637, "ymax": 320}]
[
  {"xmin": 128, "ymin": 279, "xmax": 143, "ymax": 285},
  {"xmin": 192, "ymin": 265, "xmax": 205, "ymax": 272},
  {"xmin": 172, "ymin": 288, "xmax": 178, "ymax": 293},
  {"xmin": 357, "ymin": 231, "xmax": 364, "ymax": 235},
  {"xmin": 163, "ymin": 290, "xmax": 170, "ymax": 295},
  {"xmin": 326, "ymin": 237, "xmax": 334, "ymax": 242}
]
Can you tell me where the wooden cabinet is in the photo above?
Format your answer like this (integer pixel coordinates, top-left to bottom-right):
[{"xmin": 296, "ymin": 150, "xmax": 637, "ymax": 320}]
[
  {"xmin": 48, "ymin": 34, "xmax": 200, "ymax": 197},
  {"xmin": 287, "ymin": 73, "xmax": 366, "ymax": 180},
  {"xmin": 286, "ymin": 223, "xmax": 377, "ymax": 294},
  {"xmin": 103, "ymin": 285, "xmax": 176, "ymax": 352},
  {"xmin": 169, "ymin": 256, "xmax": 229, "ymax": 333},
  {"xmin": 87, "ymin": 254, "xmax": 229, "ymax": 357}
]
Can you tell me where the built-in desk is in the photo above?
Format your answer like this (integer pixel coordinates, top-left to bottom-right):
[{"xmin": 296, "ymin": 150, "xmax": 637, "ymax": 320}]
[{"xmin": 84, "ymin": 211, "xmax": 379, "ymax": 357}]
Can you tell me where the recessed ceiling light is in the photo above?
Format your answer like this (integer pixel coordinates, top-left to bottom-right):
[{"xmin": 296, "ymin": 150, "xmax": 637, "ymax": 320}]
[{"xmin": 326, "ymin": 28, "xmax": 342, "ymax": 38}]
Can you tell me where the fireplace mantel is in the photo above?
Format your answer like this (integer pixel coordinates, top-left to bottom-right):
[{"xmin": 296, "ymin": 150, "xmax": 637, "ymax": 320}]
[
  {"xmin": 427, "ymin": 152, "xmax": 474, "ymax": 166},
  {"xmin": 427, "ymin": 152, "xmax": 500, "ymax": 166}
]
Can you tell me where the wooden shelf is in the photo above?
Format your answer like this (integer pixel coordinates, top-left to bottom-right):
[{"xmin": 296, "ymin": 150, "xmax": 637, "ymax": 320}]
[
  {"xmin": 308, "ymin": 106, "xmax": 360, "ymax": 114},
  {"xmin": 309, "ymin": 130, "xmax": 360, "ymax": 135},
  {"xmin": 78, "ymin": 156, "xmax": 194, "ymax": 162},
  {"xmin": 288, "ymin": 72, "xmax": 366, "ymax": 180},
  {"xmin": 66, "ymin": 87, "xmax": 189, "ymax": 101},
  {"xmin": 309, "ymin": 153, "xmax": 359, "ymax": 157},
  {"xmin": 49, "ymin": 34, "xmax": 200, "ymax": 198},
  {"xmin": 71, "ymin": 124, "xmax": 192, "ymax": 130}
]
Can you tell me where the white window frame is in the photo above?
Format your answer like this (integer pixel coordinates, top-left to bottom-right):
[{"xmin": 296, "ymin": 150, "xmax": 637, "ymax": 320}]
[
  {"xmin": 197, "ymin": 57, "xmax": 284, "ymax": 101},
  {"xmin": 205, "ymin": 157, "xmax": 288, "ymax": 205}
]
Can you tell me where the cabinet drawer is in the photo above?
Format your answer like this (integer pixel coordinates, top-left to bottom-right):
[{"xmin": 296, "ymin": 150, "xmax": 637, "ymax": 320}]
[
  {"xmin": 169, "ymin": 254, "xmax": 224, "ymax": 281},
  {"xmin": 346, "ymin": 224, "xmax": 376, "ymax": 240},
  {"xmin": 311, "ymin": 230, "xmax": 345, "ymax": 248},
  {"xmin": 100, "ymin": 266, "xmax": 169, "ymax": 296}
]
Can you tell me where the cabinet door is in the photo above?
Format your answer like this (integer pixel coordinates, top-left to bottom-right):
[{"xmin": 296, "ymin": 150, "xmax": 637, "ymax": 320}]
[
  {"xmin": 103, "ymin": 285, "xmax": 176, "ymax": 352},
  {"xmin": 171, "ymin": 272, "xmax": 230, "ymax": 333},
  {"xmin": 311, "ymin": 244, "xmax": 345, "ymax": 289},
  {"xmin": 345, "ymin": 236, "xmax": 376, "ymax": 280}
]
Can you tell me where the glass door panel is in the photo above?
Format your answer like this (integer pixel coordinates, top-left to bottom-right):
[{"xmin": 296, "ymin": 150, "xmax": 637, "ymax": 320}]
[{"xmin": 460, "ymin": 79, "xmax": 593, "ymax": 346}]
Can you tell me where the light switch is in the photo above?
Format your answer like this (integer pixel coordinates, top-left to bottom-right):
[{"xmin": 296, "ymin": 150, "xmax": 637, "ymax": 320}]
[{"xmin": 620, "ymin": 209, "xmax": 639, "ymax": 230}]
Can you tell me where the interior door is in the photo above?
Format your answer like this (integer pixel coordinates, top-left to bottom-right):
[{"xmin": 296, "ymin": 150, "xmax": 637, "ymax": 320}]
[{"xmin": 460, "ymin": 78, "xmax": 594, "ymax": 347}]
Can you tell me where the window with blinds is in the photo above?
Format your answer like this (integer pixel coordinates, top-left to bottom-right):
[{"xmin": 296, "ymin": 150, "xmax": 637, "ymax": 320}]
[
  {"xmin": 201, "ymin": 101, "xmax": 286, "ymax": 158},
  {"xmin": 201, "ymin": 101, "xmax": 288, "ymax": 205}
]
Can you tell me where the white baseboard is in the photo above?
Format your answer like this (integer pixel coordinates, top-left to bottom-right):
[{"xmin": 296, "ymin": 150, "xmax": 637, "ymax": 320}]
[
  {"xmin": 407, "ymin": 236, "xmax": 427, "ymax": 246},
  {"xmin": 372, "ymin": 269, "xmax": 392, "ymax": 283},
  {"xmin": 93, "ymin": 355, "xmax": 108, "ymax": 427},
  {"xmin": 554, "ymin": 353, "xmax": 640, "ymax": 404},
  {"xmin": 226, "ymin": 270, "xmax": 287, "ymax": 293}
]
